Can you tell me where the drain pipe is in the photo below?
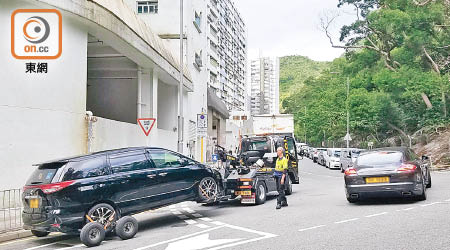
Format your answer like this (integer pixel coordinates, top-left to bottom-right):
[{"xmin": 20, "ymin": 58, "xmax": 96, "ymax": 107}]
[
  {"xmin": 85, "ymin": 111, "xmax": 97, "ymax": 153},
  {"xmin": 137, "ymin": 67, "xmax": 142, "ymax": 119}
]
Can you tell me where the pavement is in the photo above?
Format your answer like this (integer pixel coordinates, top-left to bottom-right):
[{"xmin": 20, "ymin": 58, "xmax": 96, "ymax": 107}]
[{"xmin": 0, "ymin": 158, "xmax": 449, "ymax": 250}]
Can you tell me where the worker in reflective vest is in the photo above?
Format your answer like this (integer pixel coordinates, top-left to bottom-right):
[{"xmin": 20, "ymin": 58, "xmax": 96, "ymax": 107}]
[{"xmin": 274, "ymin": 147, "xmax": 288, "ymax": 209}]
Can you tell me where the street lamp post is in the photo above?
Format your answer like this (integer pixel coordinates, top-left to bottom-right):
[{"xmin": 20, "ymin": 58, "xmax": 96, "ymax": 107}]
[
  {"xmin": 178, "ymin": 0, "xmax": 184, "ymax": 153},
  {"xmin": 346, "ymin": 77, "xmax": 350, "ymax": 149},
  {"xmin": 304, "ymin": 106, "xmax": 307, "ymax": 144}
]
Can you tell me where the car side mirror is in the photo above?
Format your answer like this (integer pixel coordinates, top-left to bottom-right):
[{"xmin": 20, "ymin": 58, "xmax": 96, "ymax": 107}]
[{"xmin": 422, "ymin": 155, "xmax": 429, "ymax": 161}]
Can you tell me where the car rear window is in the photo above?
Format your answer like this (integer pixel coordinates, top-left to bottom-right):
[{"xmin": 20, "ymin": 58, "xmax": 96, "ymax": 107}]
[
  {"xmin": 26, "ymin": 162, "xmax": 67, "ymax": 185},
  {"xmin": 357, "ymin": 151, "xmax": 403, "ymax": 165},
  {"xmin": 61, "ymin": 157, "xmax": 109, "ymax": 181}
]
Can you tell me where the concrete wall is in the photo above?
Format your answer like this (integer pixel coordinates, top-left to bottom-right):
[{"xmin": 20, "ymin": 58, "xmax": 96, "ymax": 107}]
[
  {"xmin": 87, "ymin": 78, "xmax": 138, "ymax": 124},
  {"xmin": 91, "ymin": 117, "xmax": 177, "ymax": 152},
  {"xmin": 0, "ymin": 0, "xmax": 88, "ymax": 189},
  {"xmin": 157, "ymin": 81, "xmax": 178, "ymax": 131}
]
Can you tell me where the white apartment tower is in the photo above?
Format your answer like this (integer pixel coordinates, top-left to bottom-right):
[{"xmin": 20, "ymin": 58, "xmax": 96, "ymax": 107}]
[
  {"xmin": 211, "ymin": 0, "xmax": 247, "ymax": 112},
  {"xmin": 250, "ymin": 57, "xmax": 280, "ymax": 115}
]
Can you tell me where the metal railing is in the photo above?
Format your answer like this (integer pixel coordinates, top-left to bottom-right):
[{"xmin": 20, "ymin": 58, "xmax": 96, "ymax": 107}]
[{"xmin": 0, "ymin": 189, "xmax": 23, "ymax": 234}]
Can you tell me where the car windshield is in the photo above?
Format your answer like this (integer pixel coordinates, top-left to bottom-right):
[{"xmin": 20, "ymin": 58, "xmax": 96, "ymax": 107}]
[
  {"xmin": 333, "ymin": 151, "xmax": 341, "ymax": 157},
  {"xmin": 26, "ymin": 162, "xmax": 67, "ymax": 185},
  {"xmin": 351, "ymin": 150, "xmax": 362, "ymax": 157},
  {"xmin": 357, "ymin": 151, "xmax": 403, "ymax": 165},
  {"xmin": 242, "ymin": 140, "xmax": 269, "ymax": 152}
]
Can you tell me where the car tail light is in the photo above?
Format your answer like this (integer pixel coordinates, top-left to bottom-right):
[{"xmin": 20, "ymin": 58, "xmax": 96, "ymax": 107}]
[
  {"xmin": 344, "ymin": 168, "xmax": 357, "ymax": 176},
  {"xmin": 23, "ymin": 180, "xmax": 75, "ymax": 194},
  {"xmin": 239, "ymin": 185, "xmax": 252, "ymax": 189},
  {"xmin": 239, "ymin": 178, "xmax": 252, "ymax": 182},
  {"xmin": 397, "ymin": 164, "xmax": 417, "ymax": 173}
]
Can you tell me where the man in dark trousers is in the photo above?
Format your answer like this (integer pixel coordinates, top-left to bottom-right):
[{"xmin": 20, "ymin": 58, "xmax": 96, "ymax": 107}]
[{"xmin": 274, "ymin": 147, "xmax": 288, "ymax": 209}]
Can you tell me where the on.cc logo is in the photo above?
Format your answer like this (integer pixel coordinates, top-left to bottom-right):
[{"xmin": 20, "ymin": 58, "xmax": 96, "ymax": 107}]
[
  {"xmin": 23, "ymin": 16, "xmax": 50, "ymax": 44},
  {"xmin": 11, "ymin": 9, "xmax": 62, "ymax": 59}
]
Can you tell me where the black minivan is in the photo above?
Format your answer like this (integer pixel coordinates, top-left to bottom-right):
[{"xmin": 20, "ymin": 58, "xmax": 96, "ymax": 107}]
[{"xmin": 22, "ymin": 147, "xmax": 221, "ymax": 236}]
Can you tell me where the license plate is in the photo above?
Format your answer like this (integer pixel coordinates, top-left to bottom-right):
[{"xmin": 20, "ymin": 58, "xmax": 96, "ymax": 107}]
[
  {"xmin": 366, "ymin": 177, "xmax": 390, "ymax": 184},
  {"xmin": 29, "ymin": 198, "xmax": 39, "ymax": 208},
  {"xmin": 241, "ymin": 194, "xmax": 255, "ymax": 204},
  {"xmin": 235, "ymin": 190, "xmax": 252, "ymax": 196}
]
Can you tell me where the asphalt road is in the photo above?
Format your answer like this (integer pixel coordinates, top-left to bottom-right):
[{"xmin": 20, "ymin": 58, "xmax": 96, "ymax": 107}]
[{"xmin": 1, "ymin": 159, "xmax": 450, "ymax": 250}]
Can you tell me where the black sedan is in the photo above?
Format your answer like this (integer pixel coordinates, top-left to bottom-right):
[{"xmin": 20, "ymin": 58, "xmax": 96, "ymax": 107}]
[{"xmin": 344, "ymin": 147, "xmax": 431, "ymax": 203}]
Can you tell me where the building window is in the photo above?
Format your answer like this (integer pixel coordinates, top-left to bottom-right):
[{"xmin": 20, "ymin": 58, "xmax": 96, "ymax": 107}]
[
  {"xmin": 194, "ymin": 50, "xmax": 203, "ymax": 70},
  {"xmin": 137, "ymin": 1, "xmax": 158, "ymax": 14},
  {"xmin": 193, "ymin": 11, "xmax": 202, "ymax": 33}
]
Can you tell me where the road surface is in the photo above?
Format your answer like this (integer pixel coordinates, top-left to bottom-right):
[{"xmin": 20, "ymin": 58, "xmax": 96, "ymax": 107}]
[{"xmin": 1, "ymin": 159, "xmax": 449, "ymax": 250}]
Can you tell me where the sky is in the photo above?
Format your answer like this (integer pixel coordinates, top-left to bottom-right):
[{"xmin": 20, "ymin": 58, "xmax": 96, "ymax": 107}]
[{"xmin": 233, "ymin": 0, "xmax": 358, "ymax": 62}]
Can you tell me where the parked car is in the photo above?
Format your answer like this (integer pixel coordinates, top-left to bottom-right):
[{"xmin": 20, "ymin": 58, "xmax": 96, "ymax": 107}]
[
  {"xmin": 344, "ymin": 147, "xmax": 432, "ymax": 203},
  {"xmin": 318, "ymin": 151, "xmax": 326, "ymax": 166},
  {"xmin": 313, "ymin": 148, "xmax": 326, "ymax": 163},
  {"xmin": 22, "ymin": 147, "xmax": 222, "ymax": 237},
  {"xmin": 340, "ymin": 148, "xmax": 365, "ymax": 173},
  {"xmin": 324, "ymin": 148, "xmax": 341, "ymax": 169}
]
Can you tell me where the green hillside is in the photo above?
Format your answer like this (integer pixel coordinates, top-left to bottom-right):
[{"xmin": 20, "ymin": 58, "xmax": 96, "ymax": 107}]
[{"xmin": 279, "ymin": 55, "xmax": 331, "ymax": 105}]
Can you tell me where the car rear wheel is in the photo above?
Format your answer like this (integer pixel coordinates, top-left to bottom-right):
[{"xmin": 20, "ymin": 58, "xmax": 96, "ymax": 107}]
[
  {"xmin": 255, "ymin": 182, "xmax": 266, "ymax": 205},
  {"xmin": 340, "ymin": 165, "xmax": 344, "ymax": 173},
  {"xmin": 31, "ymin": 230, "xmax": 50, "ymax": 237},
  {"xmin": 285, "ymin": 178, "xmax": 293, "ymax": 195},
  {"xmin": 197, "ymin": 177, "xmax": 218, "ymax": 203},
  {"xmin": 426, "ymin": 171, "xmax": 432, "ymax": 188},
  {"xmin": 87, "ymin": 203, "xmax": 117, "ymax": 233}
]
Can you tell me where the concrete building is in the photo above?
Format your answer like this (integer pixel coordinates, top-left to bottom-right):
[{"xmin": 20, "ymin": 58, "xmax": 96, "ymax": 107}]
[
  {"xmin": 125, "ymin": 0, "xmax": 246, "ymax": 159},
  {"xmin": 0, "ymin": 0, "xmax": 195, "ymax": 189},
  {"xmin": 215, "ymin": 0, "xmax": 247, "ymax": 112},
  {"xmin": 250, "ymin": 57, "xmax": 280, "ymax": 115}
]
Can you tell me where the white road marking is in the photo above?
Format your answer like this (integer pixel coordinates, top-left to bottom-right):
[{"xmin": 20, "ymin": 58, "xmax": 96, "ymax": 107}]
[
  {"xmin": 298, "ymin": 225, "xmax": 326, "ymax": 232},
  {"xmin": 0, "ymin": 237, "xmax": 35, "ymax": 246},
  {"xmin": 55, "ymin": 244, "xmax": 84, "ymax": 250},
  {"xmin": 207, "ymin": 224, "xmax": 277, "ymax": 250},
  {"xmin": 199, "ymin": 217, "xmax": 213, "ymax": 222},
  {"xmin": 133, "ymin": 226, "xmax": 225, "ymax": 250},
  {"xmin": 172, "ymin": 211, "xmax": 182, "ymax": 215},
  {"xmin": 182, "ymin": 208, "xmax": 196, "ymax": 213},
  {"xmin": 335, "ymin": 218, "xmax": 359, "ymax": 224},
  {"xmin": 177, "ymin": 215, "xmax": 189, "ymax": 220},
  {"xmin": 165, "ymin": 233, "xmax": 241, "ymax": 250},
  {"xmin": 194, "ymin": 223, "xmax": 210, "ymax": 229},
  {"xmin": 365, "ymin": 212, "xmax": 388, "ymax": 218},
  {"xmin": 184, "ymin": 219, "xmax": 197, "ymax": 225},
  {"xmin": 168, "ymin": 205, "xmax": 176, "ymax": 209},
  {"xmin": 421, "ymin": 202, "xmax": 440, "ymax": 207},
  {"xmin": 445, "ymin": 198, "xmax": 450, "ymax": 202},
  {"xmin": 211, "ymin": 221, "xmax": 226, "ymax": 226},
  {"xmin": 23, "ymin": 242, "xmax": 58, "ymax": 250},
  {"xmin": 192, "ymin": 213, "xmax": 203, "ymax": 218},
  {"xmin": 181, "ymin": 203, "xmax": 188, "ymax": 207},
  {"xmin": 402, "ymin": 207, "xmax": 416, "ymax": 211}
]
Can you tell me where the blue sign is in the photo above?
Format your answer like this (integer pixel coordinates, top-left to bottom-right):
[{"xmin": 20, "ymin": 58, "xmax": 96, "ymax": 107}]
[{"xmin": 212, "ymin": 154, "xmax": 218, "ymax": 162}]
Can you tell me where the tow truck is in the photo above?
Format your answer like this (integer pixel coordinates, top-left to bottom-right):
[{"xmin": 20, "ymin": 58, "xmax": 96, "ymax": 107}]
[{"xmin": 213, "ymin": 135, "xmax": 300, "ymax": 205}]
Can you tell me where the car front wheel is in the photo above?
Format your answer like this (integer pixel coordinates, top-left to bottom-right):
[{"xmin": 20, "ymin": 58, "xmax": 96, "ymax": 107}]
[{"xmin": 426, "ymin": 170, "xmax": 432, "ymax": 188}]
